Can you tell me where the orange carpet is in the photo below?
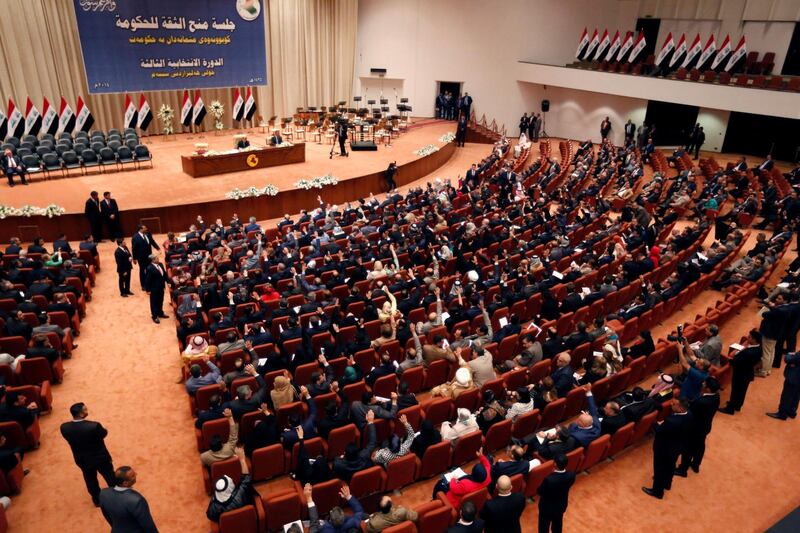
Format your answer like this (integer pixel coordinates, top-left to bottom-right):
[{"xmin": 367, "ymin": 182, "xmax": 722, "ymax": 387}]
[{"xmin": 5, "ymin": 145, "xmax": 800, "ymax": 532}]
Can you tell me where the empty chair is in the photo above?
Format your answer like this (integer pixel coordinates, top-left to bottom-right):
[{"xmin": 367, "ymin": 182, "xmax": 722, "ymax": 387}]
[
  {"xmin": 134, "ymin": 144, "xmax": 153, "ymax": 168},
  {"xmin": 15, "ymin": 147, "xmax": 31, "ymax": 159},
  {"xmin": 483, "ymin": 418, "xmax": 512, "ymax": 452},
  {"xmin": 539, "ymin": 397, "xmax": 566, "ymax": 429},
  {"xmin": 5, "ymin": 137, "xmax": 20, "ymax": 147},
  {"xmin": 125, "ymin": 138, "xmax": 138, "ymax": 150},
  {"xmin": 451, "ymin": 430, "xmax": 483, "ymax": 466},
  {"xmin": 21, "ymin": 154, "xmax": 44, "ymax": 178},
  {"xmin": 210, "ymin": 505, "xmax": 258, "ymax": 533},
  {"xmin": 19, "ymin": 141, "xmax": 35, "ymax": 151},
  {"xmin": 55, "ymin": 143, "xmax": 72, "ymax": 157},
  {"xmin": 90, "ymin": 141, "xmax": 105, "ymax": 153},
  {"xmin": 42, "ymin": 153, "xmax": 63, "ymax": 178},
  {"xmin": 61, "ymin": 150, "xmax": 82, "ymax": 174},
  {"xmin": 22, "ymin": 135, "xmax": 38, "ymax": 145},
  {"xmin": 107, "ymin": 139, "xmax": 122, "ymax": 152},
  {"xmin": 249, "ymin": 443, "xmax": 286, "ymax": 481},
  {"xmin": 604, "ymin": 422, "xmax": 634, "ymax": 460},
  {"xmin": 58, "ymin": 131, "xmax": 72, "ymax": 141},
  {"xmin": 116, "ymin": 146, "xmax": 136, "ymax": 168},
  {"xmin": 384, "ymin": 453, "xmax": 417, "ymax": 492},
  {"xmin": 108, "ymin": 128, "xmax": 121, "ymax": 137},
  {"xmin": 35, "ymin": 146, "xmax": 52, "ymax": 157},
  {"xmin": 415, "ymin": 441, "xmax": 452, "ymax": 479},
  {"xmin": 262, "ymin": 490, "xmax": 303, "ymax": 533},
  {"xmin": 73, "ymin": 141, "xmax": 88, "ymax": 153},
  {"xmin": 416, "ymin": 502, "xmax": 452, "ymax": 533},
  {"xmin": 81, "ymin": 149, "xmax": 101, "ymax": 173},
  {"xmin": 524, "ymin": 460, "xmax": 555, "ymax": 500},
  {"xmin": 349, "ymin": 465, "xmax": 385, "ymax": 500},
  {"xmin": 579, "ymin": 434, "xmax": 610, "ymax": 472}
]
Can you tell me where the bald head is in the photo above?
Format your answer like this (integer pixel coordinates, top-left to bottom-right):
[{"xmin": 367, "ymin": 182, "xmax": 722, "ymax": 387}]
[
  {"xmin": 556, "ymin": 352, "xmax": 571, "ymax": 367},
  {"xmin": 496, "ymin": 475, "xmax": 512, "ymax": 495},
  {"xmin": 577, "ymin": 412, "xmax": 594, "ymax": 428}
]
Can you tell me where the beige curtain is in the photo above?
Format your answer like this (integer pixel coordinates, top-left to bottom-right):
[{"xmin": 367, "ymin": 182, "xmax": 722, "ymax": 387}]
[{"xmin": 0, "ymin": 0, "xmax": 357, "ymax": 133}]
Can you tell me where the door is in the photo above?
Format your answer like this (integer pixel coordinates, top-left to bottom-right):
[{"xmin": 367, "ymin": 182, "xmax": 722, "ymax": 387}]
[
  {"xmin": 435, "ymin": 81, "xmax": 462, "ymax": 118},
  {"xmin": 644, "ymin": 100, "xmax": 699, "ymax": 146},
  {"xmin": 635, "ymin": 18, "xmax": 661, "ymax": 62}
]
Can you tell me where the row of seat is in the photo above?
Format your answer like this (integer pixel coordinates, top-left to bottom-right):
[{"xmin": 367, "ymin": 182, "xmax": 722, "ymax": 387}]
[{"xmin": 12, "ymin": 144, "xmax": 152, "ymax": 181}]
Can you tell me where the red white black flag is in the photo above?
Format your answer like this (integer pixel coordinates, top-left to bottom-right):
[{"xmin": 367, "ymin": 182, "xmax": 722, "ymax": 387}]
[
  {"xmin": 41, "ymin": 98, "xmax": 58, "ymax": 136},
  {"xmin": 592, "ymin": 29, "xmax": 610, "ymax": 61},
  {"xmin": 669, "ymin": 33, "xmax": 688, "ymax": 67},
  {"xmin": 654, "ymin": 32, "xmax": 674, "ymax": 66},
  {"xmin": 181, "ymin": 89, "xmax": 192, "ymax": 126},
  {"xmin": 711, "ymin": 35, "xmax": 731, "ymax": 69},
  {"xmin": 616, "ymin": 31, "xmax": 634, "ymax": 62},
  {"xmin": 604, "ymin": 31, "xmax": 621, "ymax": 62},
  {"xmin": 193, "ymin": 90, "xmax": 206, "ymax": 126},
  {"xmin": 575, "ymin": 28, "xmax": 589, "ymax": 59},
  {"xmin": 138, "ymin": 94, "xmax": 152, "ymax": 131},
  {"xmin": 681, "ymin": 34, "xmax": 703, "ymax": 68},
  {"xmin": 7, "ymin": 99, "xmax": 24, "ymax": 139},
  {"xmin": 232, "ymin": 88, "xmax": 244, "ymax": 121},
  {"xmin": 583, "ymin": 29, "xmax": 600, "ymax": 60},
  {"xmin": 695, "ymin": 34, "xmax": 717, "ymax": 70},
  {"xmin": 123, "ymin": 94, "xmax": 138, "ymax": 130},
  {"xmin": 24, "ymin": 97, "xmax": 42, "ymax": 137},
  {"xmin": 75, "ymin": 96, "xmax": 94, "ymax": 133},
  {"xmin": 244, "ymin": 87, "xmax": 256, "ymax": 121},
  {"xmin": 724, "ymin": 36, "xmax": 747, "ymax": 72},
  {"xmin": 628, "ymin": 31, "xmax": 647, "ymax": 63},
  {"xmin": 57, "ymin": 97, "xmax": 75, "ymax": 135}
]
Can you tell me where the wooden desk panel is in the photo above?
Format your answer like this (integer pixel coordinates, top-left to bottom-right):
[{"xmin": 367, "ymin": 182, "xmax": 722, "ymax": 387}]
[{"xmin": 181, "ymin": 143, "xmax": 306, "ymax": 177}]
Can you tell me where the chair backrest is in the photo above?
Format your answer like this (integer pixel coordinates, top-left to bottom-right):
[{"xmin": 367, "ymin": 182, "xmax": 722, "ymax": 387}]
[
  {"xmin": 349, "ymin": 465, "xmax": 384, "ymax": 499},
  {"xmin": 264, "ymin": 491, "xmax": 303, "ymax": 532},
  {"xmin": 562, "ymin": 386, "xmax": 587, "ymax": 420},
  {"xmin": 631, "ymin": 410, "xmax": 658, "ymax": 443},
  {"xmin": 134, "ymin": 144, "xmax": 151, "ymax": 158},
  {"xmin": 512, "ymin": 408, "xmax": 541, "ymax": 439},
  {"xmin": 579, "ymin": 433, "xmax": 610, "ymax": 471},
  {"xmin": 605, "ymin": 421, "xmax": 634, "ymax": 459},
  {"xmin": 81, "ymin": 149, "xmax": 98, "ymax": 162},
  {"xmin": 419, "ymin": 441, "xmax": 452, "ymax": 478},
  {"xmin": 416, "ymin": 502, "xmax": 452, "ymax": 533},
  {"xmin": 107, "ymin": 140, "xmax": 122, "ymax": 152},
  {"xmin": 250, "ymin": 443, "xmax": 286, "ymax": 481},
  {"xmin": 483, "ymin": 418, "xmax": 512, "ymax": 452},
  {"xmin": 326, "ymin": 423, "xmax": 359, "ymax": 459},
  {"xmin": 307, "ymin": 478, "xmax": 342, "ymax": 517},
  {"xmin": 22, "ymin": 154, "xmax": 40, "ymax": 167},
  {"xmin": 451, "ymin": 430, "xmax": 483, "ymax": 466},
  {"xmin": 42, "ymin": 153, "xmax": 60, "ymax": 167},
  {"xmin": 62, "ymin": 150, "xmax": 79, "ymax": 165},
  {"xmin": 423, "ymin": 398, "xmax": 453, "ymax": 426},
  {"xmin": 539, "ymin": 397, "xmax": 567, "ymax": 428},
  {"xmin": 524, "ymin": 460, "xmax": 555, "ymax": 499},
  {"xmin": 384, "ymin": 453, "xmax": 418, "ymax": 492},
  {"xmin": 117, "ymin": 146, "xmax": 133, "ymax": 160}
]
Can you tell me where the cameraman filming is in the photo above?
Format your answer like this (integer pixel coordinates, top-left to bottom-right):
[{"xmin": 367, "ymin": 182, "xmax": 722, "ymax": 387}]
[{"xmin": 384, "ymin": 161, "xmax": 397, "ymax": 191}]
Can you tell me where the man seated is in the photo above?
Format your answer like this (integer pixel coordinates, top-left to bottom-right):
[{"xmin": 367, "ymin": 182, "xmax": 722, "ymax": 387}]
[
  {"xmin": 600, "ymin": 401, "xmax": 627, "ymax": 435},
  {"xmin": 333, "ymin": 411, "xmax": 377, "ymax": 482},
  {"xmin": 365, "ymin": 494, "xmax": 418, "ymax": 533},
  {"xmin": 566, "ymin": 384, "xmax": 600, "ymax": 447},
  {"xmin": 269, "ymin": 132, "xmax": 283, "ymax": 146},
  {"xmin": 200, "ymin": 409, "xmax": 238, "ymax": 466},
  {"xmin": 1, "ymin": 148, "xmax": 28, "ymax": 187}
]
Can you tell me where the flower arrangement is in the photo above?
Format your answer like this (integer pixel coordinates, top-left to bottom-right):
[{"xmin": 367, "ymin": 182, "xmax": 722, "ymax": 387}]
[
  {"xmin": 295, "ymin": 174, "xmax": 339, "ymax": 190},
  {"xmin": 157, "ymin": 104, "xmax": 174, "ymax": 135},
  {"xmin": 194, "ymin": 142, "xmax": 209, "ymax": 155},
  {"xmin": 415, "ymin": 144, "xmax": 439, "ymax": 156},
  {"xmin": 277, "ymin": 141, "xmax": 294, "ymax": 148},
  {"xmin": 225, "ymin": 184, "xmax": 280, "ymax": 200},
  {"xmin": 209, "ymin": 100, "xmax": 225, "ymax": 130},
  {"xmin": 439, "ymin": 132, "xmax": 456, "ymax": 143},
  {"xmin": 0, "ymin": 204, "xmax": 66, "ymax": 219}
]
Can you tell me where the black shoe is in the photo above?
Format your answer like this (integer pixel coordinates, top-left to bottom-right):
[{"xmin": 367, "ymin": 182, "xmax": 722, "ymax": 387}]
[
  {"xmin": 718, "ymin": 407, "xmax": 735, "ymax": 415},
  {"xmin": 691, "ymin": 465, "xmax": 700, "ymax": 474},
  {"xmin": 22, "ymin": 181, "xmax": 28, "ymax": 185},
  {"xmin": 673, "ymin": 469, "xmax": 688, "ymax": 478},
  {"xmin": 125, "ymin": 291, "xmax": 135, "ymax": 296},
  {"xmin": 152, "ymin": 317, "xmax": 160, "ymax": 324},
  {"xmin": 8, "ymin": 183, "xmax": 14, "ymax": 187},
  {"xmin": 158, "ymin": 313, "xmax": 169, "ymax": 319},
  {"xmin": 766, "ymin": 412, "xmax": 787, "ymax": 420},
  {"xmin": 121, "ymin": 293, "xmax": 128, "ymax": 297},
  {"xmin": 641, "ymin": 487, "xmax": 663, "ymax": 499},
  {"xmin": 71, "ymin": 344, "xmax": 78, "ymax": 350}
]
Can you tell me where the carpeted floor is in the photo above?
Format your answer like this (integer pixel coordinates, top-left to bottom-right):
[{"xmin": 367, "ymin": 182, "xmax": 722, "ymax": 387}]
[{"xmin": 5, "ymin": 143, "xmax": 800, "ymax": 532}]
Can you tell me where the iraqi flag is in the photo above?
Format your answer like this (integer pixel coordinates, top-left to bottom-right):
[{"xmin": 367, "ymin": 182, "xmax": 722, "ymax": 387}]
[
  {"xmin": 583, "ymin": 29, "xmax": 600, "ymax": 60},
  {"xmin": 724, "ymin": 36, "xmax": 747, "ymax": 72},
  {"xmin": 654, "ymin": 32, "xmax": 675, "ymax": 66},
  {"xmin": 711, "ymin": 35, "xmax": 731, "ymax": 70},
  {"xmin": 244, "ymin": 87, "xmax": 256, "ymax": 120},
  {"xmin": 628, "ymin": 31, "xmax": 647, "ymax": 63},
  {"xmin": 681, "ymin": 34, "xmax": 703, "ymax": 68},
  {"xmin": 75, "ymin": 96, "xmax": 94, "ymax": 133},
  {"xmin": 232, "ymin": 88, "xmax": 244, "ymax": 121},
  {"xmin": 7, "ymin": 99, "xmax": 24, "ymax": 139},
  {"xmin": 193, "ymin": 90, "xmax": 206, "ymax": 126},
  {"xmin": 695, "ymin": 34, "xmax": 717, "ymax": 70},
  {"xmin": 592, "ymin": 29, "xmax": 610, "ymax": 61},
  {"xmin": 604, "ymin": 31, "xmax": 621, "ymax": 62},
  {"xmin": 57, "ymin": 97, "xmax": 75, "ymax": 135},
  {"xmin": 137, "ymin": 94, "xmax": 152, "ymax": 131},
  {"xmin": 24, "ymin": 97, "xmax": 42, "ymax": 137},
  {"xmin": 0, "ymin": 109, "xmax": 7, "ymax": 141},
  {"xmin": 669, "ymin": 33, "xmax": 688, "ymax": 67},
  {"xmin": 616, "ymin": 31, "xmax": 634, "ymax": 62},
  {"xmin": 123, "ymin": 94, "xmax": 138, "ymax": 130},
  {"xmin": 41, "ymin": 98, "xmax": 58, "ymax": 136},
  {"xmin": 576, "ymin": 28, "xmax": 590, "ymax": 59},
  {"xmin": 180, "ymin": 90, "xmax": 192, "ymax": 126}
]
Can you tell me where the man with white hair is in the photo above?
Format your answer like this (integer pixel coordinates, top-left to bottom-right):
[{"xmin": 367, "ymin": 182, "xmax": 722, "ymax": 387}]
[{"xmin": 143, "ymin": 252, "xmax": 168, "ymax": 324}]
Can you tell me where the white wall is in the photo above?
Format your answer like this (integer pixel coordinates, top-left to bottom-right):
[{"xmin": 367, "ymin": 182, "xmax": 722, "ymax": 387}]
[{"xmin": 696, "ymin": 108, "xmax": 730, "ymax": 152}]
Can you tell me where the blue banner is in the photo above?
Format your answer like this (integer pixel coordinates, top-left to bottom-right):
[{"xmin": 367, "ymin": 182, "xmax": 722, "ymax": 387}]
[{"xmin": 72, "ymin": 0, "xmax": 267, "ymax": 94}]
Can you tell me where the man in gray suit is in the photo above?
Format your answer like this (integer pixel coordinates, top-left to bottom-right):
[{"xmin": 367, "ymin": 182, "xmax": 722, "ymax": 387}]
[{"xmin": 98, "ymin": 466, "xmax": 158, "ymax": 532}]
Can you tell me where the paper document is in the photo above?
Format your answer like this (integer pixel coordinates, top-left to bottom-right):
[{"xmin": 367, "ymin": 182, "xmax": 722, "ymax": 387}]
[
  {"xmin": 498, "ymin": 317, "xmax": 509, "ymax": 328},
  {"xmin": 553, "ymin": 271, "xmax": 564, "ymax": 280},
  {"xmin": 444, "ymin": 467, "xmax": 468, "ymax": 482},
  {"xmin": 729, "ymin": 343, "xmax": 745, "ymax": 351}
]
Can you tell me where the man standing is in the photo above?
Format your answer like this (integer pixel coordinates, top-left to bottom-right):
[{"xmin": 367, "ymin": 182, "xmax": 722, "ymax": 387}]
[
  {"xmin": 767, "ymin": 350, "xmax": 800, "ymax": 420},
  {"xmin": 144, "ymin": 253, "xmax": 168, "ymax": 324},
  {"xmin": 519, "ymin": 113, "xmax": 530, "ymax": 138},
  {"xmin": 1, "ymin": 148, "xmax": 28, "ymax": 186},
  {"xmin": 461, "ymin": 92, "xmax": 473, "ymax": 120},
  {"xmin": 676, "ymin": 377, "xmax": 720, "ymax": 476},
  {"xmin": 101, "ymin": 191, "xmax": 121, "ymax": 239},
  {"xmin": 719, "ymin": 330, "xmax": 762, "ymax": 414},
  {"xmin": 337, "ymin": 122, "xmax": 349, "ymax": 157},
  {"xmin": 384, "ymin": 161, "xmax": 397, "ymax": 191},
  {"xmin": 456, "ymin": 116, "xmax": 468, "ymax": 148},
  {"xmin": 60, "ymin": 402, "xmax": 115, "ymax": 506},
  {"xmin": 84, "ymin": 191, "xmax": 103, "ymax": 242},
  {"xmin": 692, "ymin": 126, "xmax": 705, "ymax": 159},
  {"xmin": 600, "ymin": 116, "xmax": 611, "ymax": 140},
  {"xmin": 624, "ymin": 119, "xmax": 636, "ymax": 145},
  {"xmin": 131, "ymin": 224, "xmax": 159, "ymax": 290},
  {"xmin": 114, "ymin": 238, "xmax": 134, "ymax": 298},
  {"xmin": 758, "ymin": 296, "xmax": 787, "ymax": 377},
  {"xmin": 642, "ymin": 397, "xmax": 693, "ymax": 499},
  {"xmin": 532, "ymin": 113, "xmax": 542, "ymax": 142},
  {"xmin": 480, "ymin": 475, "xmax": 525, "ymax": 533},
  {"xmin": 537, "ymin": 453, "xmax": 576, "ymax": 533},
  {"xmin": 98, "ymin": 466, "xmax": 158, "ymax": 532}
]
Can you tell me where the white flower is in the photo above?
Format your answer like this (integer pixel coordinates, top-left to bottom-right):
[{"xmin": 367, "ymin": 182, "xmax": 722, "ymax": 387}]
[
  {"xmin": 209, "ymin": 100, "xmax": 225, "ymax": 119},
  {"xmin": 277, "ymin": 141, "xmax": 294, "ymax": 147},
  {"xmin": 415, "ymin": 144, "xmax": 439, "ymax": 156},
  {"xmin": 439, "ymin": 132, "xmax": 456, "ymax": 143},
  {"xmin": 224, "ymin": 183, "xmax": 280, "ymax": 199},
  {"xmin": 294, "ymin": 174, "xmax": 339, "ymax": 190},
  {"xmin": 157, "ymin": 104, "xmax": 175, "ymax": 135}
]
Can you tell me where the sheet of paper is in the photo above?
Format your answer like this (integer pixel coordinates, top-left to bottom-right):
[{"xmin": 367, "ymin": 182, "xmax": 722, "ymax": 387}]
[
  {"xmin": 528, "ymin": 458, "xmax": 542, "ymax": 471},
  {"xmin": 293, "ymin": 305, "xmax": 301, "ymax": 314},
  {"xmin": 441, "ymin": 311, "xmax": 451, "ymax": 322},
  {"xmin": 498, "ymin": 317, "xmax": 509, "ymax": 328},
  {"xmin": 444, "ymin": 467, "xmax": 468, "ymax": 482},
  {"xmin": 284, "ymin": 521, "xmax": 303, "ymax": 532},
  {"xmin": 374, "ymin": 396, "xmax": 390, "ymax": 403},
  {"xmin": 729, "ymin": 343, "xmax": 745, "ymax": 351},
  {"xmin": 553, "ymin": 271, "xmax": 564, "ymax": 280},
  {"xmin": 258, "ymin": 358, "xmax": 268, "ymax": 366},
  {"xmin": 581, "ymin": 287, "xmax": 591, "ymax": 296}
]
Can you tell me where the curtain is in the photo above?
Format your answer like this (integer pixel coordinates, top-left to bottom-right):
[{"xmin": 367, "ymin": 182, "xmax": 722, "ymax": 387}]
[{"xmin": 0, "ymin": 0, "xmax": 357, "ymax": 132}]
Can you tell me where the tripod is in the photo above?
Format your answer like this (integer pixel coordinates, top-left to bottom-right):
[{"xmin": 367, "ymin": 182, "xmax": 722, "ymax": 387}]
[{"xmin": 541, "ymin": 111, "xmax": 549, "ymax": 138}]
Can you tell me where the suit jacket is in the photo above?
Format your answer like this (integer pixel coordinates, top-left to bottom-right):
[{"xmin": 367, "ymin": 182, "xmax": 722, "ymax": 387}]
[
  {"xmin": 131, "ymin": 232, "xmax": 158, "ymax": 262},
  {"xmin": 537, "ymin": 470, "xmax": 576, "ymax": 515},
  {"xmin": 480, "ymin": 492, "xmax": 525, "ymax": 533},
  {"xmin": 85, "ymin": 197, "xmax": 102, "ymax": 221},
  {"xmin": 60, "ymin": 419, "xmax": 112, "ymax": 467},
  {"xmin": 1, "ymin": 155, "xmax": 23, "ymax": 173},
  {"xmin": 601, "ymin": 413, "xmax": 627, "ymax": 435},
  {"xmin": 653, "ymin": 412, "xmax": 693, "ymax": 458},
  {"xmin": 447, "ymin": 520, "xmax": 485, "ymax": 533},
  {"xmin": 143, "ymin": 263, "xmax": 167, "ymax": 293},
  {"xmin": 101, "ymin": 198, "xmax": 120, "ymax": 219},
  {"xmin": 115, "ymin": 246, "xmax": 133, "ymax": 273},
  {"xmin": 689, "ymin": 393, "xmax": 720, "ymax": 436},
  {"xmin": 98, "ymin": 487, "xmax": 158, "ymax": 533},
  {"xmin": 784, "ymin": 352, "xmax": 800, "ymax": 386}
]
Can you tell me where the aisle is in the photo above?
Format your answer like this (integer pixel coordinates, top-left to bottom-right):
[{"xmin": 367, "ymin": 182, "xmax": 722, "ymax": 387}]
[{"xmin": 6, "ymin": 241, "xmax": 208, "ymax": 532}]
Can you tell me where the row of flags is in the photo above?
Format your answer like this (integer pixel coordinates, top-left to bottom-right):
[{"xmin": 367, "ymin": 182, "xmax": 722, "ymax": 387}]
[
  {"xmin": 176, "ymin": 88, "xmax": 256, "ymax": 128},
  {"xmin": 0, "ymin": 96, "xmax": 94, "ymax": 139},
  {"xmin": 576, "ymin": 28, "xmax": 747, "ymax": 72}
]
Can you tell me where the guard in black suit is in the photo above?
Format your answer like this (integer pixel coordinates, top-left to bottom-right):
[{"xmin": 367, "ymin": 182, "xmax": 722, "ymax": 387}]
[
  {"xmin": 456, "ymin": 116, "xmax": 468, "ymax": 147},
  {"xmin": 768, "ymin": 350, "xmax": 800, "ymax": 420},
  {"xmin": 480, "ymin": 475, "xmax": 525, "ymax": 533},
  {"xmin": 98, "ymin": 466, "xmax": 158, "ymax": 532},
  {"xmin": 84, "ymin": 191, "xmax": 103, "ymax": 242},
  {"xmin": 100, "ymin": 191, "xmax": 122, "ymax": 239},
  {"xmin": 537, "ymin": 454, "xmax": 576, "ymax": 533},
  {"xmin": 719, "ymin": 331, "xmax": 762, "ymax": 414},
  {"xmin": 131, "ymin": 225, "xmax": 160, "ymax": 290},
  {"xmin": 144, "ymin": 255, "xmax": 168, "ymax": 323},
  {"xmin": 676, "ymin": 377, "xmax": 720, "ymax": 475},
  {"xmin": 60, "ymin": 402, "xmax": 115, "ymax": 505},
  {"xmin": 642, "ymin": 397, "xmax": 694, "ymax": 499},
  {"xmin": 337, "ymin": 123, "xmax": 348, "ymax": 157},
  {"xmin": 114, "ymin": 238, "xmax": 134, "ymax": 297}
]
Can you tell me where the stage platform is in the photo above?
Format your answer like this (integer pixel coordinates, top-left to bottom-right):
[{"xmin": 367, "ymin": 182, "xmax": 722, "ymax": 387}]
[{"xmin": 0, "ymin": 119, "xmax": 459, "ymax": 240}]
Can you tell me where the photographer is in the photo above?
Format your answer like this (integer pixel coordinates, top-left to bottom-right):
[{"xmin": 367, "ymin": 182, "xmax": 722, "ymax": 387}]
[
  {"xmin": 384, "ymin": 161, "xmax": 397, "ymax": 191},
  {"xmin": 675, "ymin": 325, "xmax": 712, "ymax": 401}
]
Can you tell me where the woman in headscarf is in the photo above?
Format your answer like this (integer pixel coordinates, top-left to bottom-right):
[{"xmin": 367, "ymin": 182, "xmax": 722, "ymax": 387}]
[
  {"xmin": 602, "ymin": 333, "xmax": 624, "ymax": 375},
  {"xmin": 505, "ymin": 387, "xmax": 534, "ymax": 421},
  {"xmin": 411, "ymin": 419, "xmax": 442, "ymax": 458},
  {"xmin": 433, "ymin": 450, "xmax": 491, "ymax": 507},
  {"xmin": 339, "ymin": 359, "xmax": 364, "ymax": 387},
  {"xmin": 176, "ymin": 293, "xmax": 198, "ymax": 319},
  {"xmin": 649, "ymin": 245, "xmax": 661, "ymax": 268},
  {"xmin": 440, "ymin": 408, "xmax": 479, "ymax": 443},
  {"xmin": 270, "ymin": 373, "xmax": 296, "ymax": 410},
  {"xmin": 476, "ymin": 390, "xmax": 507, "ymax": 434},
  {"xmin": 430, "ymin": 367, "xmax": 474, "ymax": 399}
]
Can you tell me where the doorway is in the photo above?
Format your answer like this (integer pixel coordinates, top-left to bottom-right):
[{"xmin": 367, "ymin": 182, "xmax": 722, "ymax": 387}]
[
  {"xmin": 436, "ymin": 81, "xmax": 462, "ymax": 119},
  {"xmin": 635, "ymin": 18, "xmax": 661, "ymax": 61},
  {"xmin": 644, "ymin": 100, "xmax": 699, "ymax": 146}
]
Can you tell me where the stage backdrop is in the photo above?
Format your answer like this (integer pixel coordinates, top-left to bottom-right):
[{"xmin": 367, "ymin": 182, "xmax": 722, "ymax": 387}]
[{"xmin": 72, "ymin": 0, "xmax": 268, "ymax": 94}]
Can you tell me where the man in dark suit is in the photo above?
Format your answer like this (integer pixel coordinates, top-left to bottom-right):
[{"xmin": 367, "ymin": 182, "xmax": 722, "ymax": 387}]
[
  {"xmin": 481, "ymin": 474, "xmax": 525, "ymax": 533},
  {"xmin": 101, "ymin": 191, "xmax": 122, "ymax": 239},
  {"xmin": 269, "ymin": 131, "xmax": 283, "ymax": 146},
  {"xmin": 60, "ymin": 402, "xmax": 115, "ymax": 506},
  {"xmin": 84, "ymin": 191, "xmax": 103, "ymax": 242},
  {"xmin": 447, "ymin": 501, "xmax": 484, "ymax": 533},
  {"xmin": 456, "ymin": 116, "xmax": 468, "ymax": 147},
  {"xmin": 537, "ymin": 453, "xmax": 576, "ymax": 533},
  {"xmin": 676, "ymin": 377, "xmax": 720, "ymax": 476},
  {"xmin": 114, "ymin": 238, "xmax": 134, "ymax": 297},
  {"xmin": 461, "ymin": 92, "xmax": 473, "ymax": 120},
  {"xmin": 131, "ymin": 224, "xmax": 159, "ymax": 290},
  {"xmin": 642, "ymin": 397, "xmax": 693, "ymax": 499},
  {"xmin": 488, "ymin": 445, "xmax": 529, "ymax": 492},
  {"xmin": 337, "ymin": 122, "xmax": 348, "ymax": 157},
  {"xmin": 98, "ymin": 466, "xmax": 158, "ymax": 532},
  {"xmin": 753, "ymin": 154, "xmax": 774, "ymax": 176},
  {"xmin": 1, "ymin": 148, "xmax": 28, "ymax": 186},
  {"xmin": 600, "ymin": 400, "xmax": 627, "ymax": 435},
  {"xmin": 692, "ymin": 127, "xmax": 705, "ymax": 159},
  {"xmin": 144, "ymin": 254, "xmax": 168, "ymax": 323},
  {"xmin": 719, "ymin": 330, "xmax": 762, "ymax": 414},
  {"xmin": 624, "ymin": 119, "xmax": 636, "ymax": 145},
  {"xmin": 767, "ymin": 350, "xmax": 800, "ymax": 420}
]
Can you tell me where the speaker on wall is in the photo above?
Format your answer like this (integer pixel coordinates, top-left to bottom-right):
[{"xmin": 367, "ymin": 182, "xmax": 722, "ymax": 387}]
[{"xmin": 541, "ymin": 99, "xmax": 550, "ymax": 112}]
